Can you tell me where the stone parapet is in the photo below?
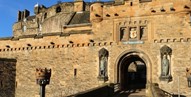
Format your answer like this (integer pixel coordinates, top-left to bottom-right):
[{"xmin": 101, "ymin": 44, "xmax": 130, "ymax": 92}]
[
  {"xmin": 154, "ymin": 38, "xmax": 191, "ymax": 43},
  {"xmin": 0, "ymin": 42, "xmax": 114, "ymax": 52}
]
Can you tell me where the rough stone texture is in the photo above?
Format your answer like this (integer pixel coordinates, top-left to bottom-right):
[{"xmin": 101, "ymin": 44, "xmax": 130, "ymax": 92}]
[
  {"xmin": 2, "ymin": 0, "xmax": 191, "ymax": 97},
  {"xmin": 0, "ymin": 59, "xmax": 16, "ymax": 97}
]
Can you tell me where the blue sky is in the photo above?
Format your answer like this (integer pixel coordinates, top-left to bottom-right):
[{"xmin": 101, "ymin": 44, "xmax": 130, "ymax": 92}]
[{"xmin": 0, "ymin": 0, "xmax": 90, "ymax": 37}]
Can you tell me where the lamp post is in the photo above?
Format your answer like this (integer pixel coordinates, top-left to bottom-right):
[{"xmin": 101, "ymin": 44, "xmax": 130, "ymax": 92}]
[{"xmin": 36, "ymin": 68, "xmax": 51, "ymax": 97}]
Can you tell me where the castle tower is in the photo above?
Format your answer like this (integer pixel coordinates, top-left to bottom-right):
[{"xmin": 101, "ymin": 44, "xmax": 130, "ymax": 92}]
[
  {"xmin": 74, "ymin": 0, "xmax": 85, "ymax": 12},
  {"xmin": 90, "ymin": 2, "xmax": 103, "ymax": 23}
]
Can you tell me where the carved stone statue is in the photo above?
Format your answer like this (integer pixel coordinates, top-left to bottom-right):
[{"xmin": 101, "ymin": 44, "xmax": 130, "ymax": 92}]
[
  {"xmin": 100, "ymin": 55, "xmax": 107, "ymax": 77},
  {"xmin": 160, "ymin": 45, "xmax": 172, "ymax": 81},
  {"xmin": 98, "ymin": 48, "xmax": 109, "ymax": 81},
  {"xmin": 120, "ymin": 27, "xmax": 128, "ymax": 41},
  {"xmin": 162, "ymin": 55, "xmax": 169, "ymax": 76}
]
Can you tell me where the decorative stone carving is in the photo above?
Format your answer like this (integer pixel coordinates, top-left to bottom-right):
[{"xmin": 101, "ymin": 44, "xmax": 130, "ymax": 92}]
[
  {"xmin": 160, "ymin": 45, "xmax": 172, "ymax": 81},
  {"xmin": 36, "ymin": 68, "xmax": 51, "ymax": 85},
  {"xmin": 98, "ymin": 48, "xmax": 109, "ymax": 81},
  {"xmin": 129, "ymin": 27, "xmax": 137, "ymax": 39},
  {"xmin": 160, "ymin": 45, "xmax": 172, "ymax": 55}
]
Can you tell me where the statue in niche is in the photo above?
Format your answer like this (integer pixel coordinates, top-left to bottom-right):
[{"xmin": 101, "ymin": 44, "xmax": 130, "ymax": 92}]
[
  {"xmin": 98, "ymin": 48, "xmax": 109, "ymax": 81},
  {"xmin": 100, "ymin": 55, "xmax": 107, "ymax": 77},
  {"xmin": 120, "ymin": 27, "xmax": 127, "ymax": 41},
  {"xmin": 161, "ymin": 55, "xmax": 169, "ymax": 76},
  {"xmin": 160, "ymin": 45, "xmax": 172, "ymax": 81}
]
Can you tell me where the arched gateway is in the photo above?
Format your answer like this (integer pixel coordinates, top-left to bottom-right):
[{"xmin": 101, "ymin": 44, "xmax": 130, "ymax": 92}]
[{"xmin": 115, "ymin": 50, "xmax": 152, "ymax": 91}]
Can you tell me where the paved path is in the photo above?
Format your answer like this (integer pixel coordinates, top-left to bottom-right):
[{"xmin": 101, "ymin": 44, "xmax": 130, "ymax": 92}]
[{"xmin": 113, "ymin": 89, "xmax": 146, "ymax": 97}]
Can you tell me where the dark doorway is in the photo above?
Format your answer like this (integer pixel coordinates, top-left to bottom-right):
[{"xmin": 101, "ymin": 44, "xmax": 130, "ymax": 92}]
[{"xmin": 119, "ymin": 55, "xmax": 146, "ymax": 91}]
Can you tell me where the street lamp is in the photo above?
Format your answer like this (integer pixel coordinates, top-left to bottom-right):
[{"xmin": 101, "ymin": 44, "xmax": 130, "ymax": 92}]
[{"xmin": 36, "ymin": 68, "xmax": 51, "ymax": 97}]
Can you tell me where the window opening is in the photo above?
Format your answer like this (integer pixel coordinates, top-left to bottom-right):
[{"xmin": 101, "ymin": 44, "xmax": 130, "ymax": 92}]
[{"xmin": 56, "ymin": 6, "xmax": 61, "ymax": 13}]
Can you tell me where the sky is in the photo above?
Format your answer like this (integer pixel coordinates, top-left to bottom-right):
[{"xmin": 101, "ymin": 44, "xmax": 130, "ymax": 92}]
[{"xmin": 0, "ymin": 0, "xmax": 97, "ymax": 37}]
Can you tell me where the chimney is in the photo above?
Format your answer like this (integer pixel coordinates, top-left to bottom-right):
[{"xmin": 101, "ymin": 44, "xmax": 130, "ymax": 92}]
[
  {"xmin": 17, "ymin": 11, "xmax": 22, "ymax": 21},
  {"xmin": 24, "ymin": 9, "xmax": 30, "ymax": 18}
]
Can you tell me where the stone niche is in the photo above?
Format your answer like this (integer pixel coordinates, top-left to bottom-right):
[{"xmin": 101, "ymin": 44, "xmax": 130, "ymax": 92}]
[
  {"xmin": 159, "ymin": 45, "xmax": 172, "ymax": 82},
  {"xmin": 98, "ymin": 48, "xmax": 109, "ymax": 82}
]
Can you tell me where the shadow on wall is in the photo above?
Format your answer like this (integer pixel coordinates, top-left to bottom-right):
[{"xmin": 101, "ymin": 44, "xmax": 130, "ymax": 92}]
[
  {"xmin": 0, "ymin": 59, "xmax": 16, "ymax": 97},
  {"xmin": 173, "ymin": 95, "xmax": 186, "ymax": 97},
  {"xmin": 67, "ymin": 84, "xmax": 114, "ymax": 97}
]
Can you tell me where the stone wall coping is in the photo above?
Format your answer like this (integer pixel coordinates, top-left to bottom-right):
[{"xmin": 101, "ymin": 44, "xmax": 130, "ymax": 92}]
[
  {"xmin": 63, "ymin": 23, "xmax": 92, "ymax": 28},
  {"xmin": 1, "ymin": 31, "xmax": 92, "ymax": 41},
  {"xmin": 154, "ymin": 38, "xmax": 191, "ymax": 43},
  {"xmin": 0, "ymin": 37, "xmax": 13, "ymax": 40},
  {"xmin": 0, "ymin": 42, "xmax": 114, "ymax": 52}
]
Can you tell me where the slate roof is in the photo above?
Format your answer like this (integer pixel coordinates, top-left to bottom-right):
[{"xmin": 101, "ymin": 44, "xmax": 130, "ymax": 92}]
[
  {"xmin": 26, "ymin": 15, "xmax": 36, "ymax": 21},
  {"xmin": 68, "ymin": 11, "xmax": 90, "ymax": 25}
]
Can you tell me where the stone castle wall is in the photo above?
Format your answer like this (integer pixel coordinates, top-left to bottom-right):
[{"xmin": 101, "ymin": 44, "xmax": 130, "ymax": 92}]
[
  {"xmin": 1, "ymin": 0, "xmax": 191, "ymax": 96},
  {"xmin": 0, "ymin": 36, "xmax": 191, "ymax": 96}
]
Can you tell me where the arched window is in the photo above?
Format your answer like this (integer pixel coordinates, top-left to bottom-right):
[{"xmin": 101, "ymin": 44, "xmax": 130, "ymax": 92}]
[{"xmin": 56, "ymin": 6, "xmax": 61, "ymax": 13}]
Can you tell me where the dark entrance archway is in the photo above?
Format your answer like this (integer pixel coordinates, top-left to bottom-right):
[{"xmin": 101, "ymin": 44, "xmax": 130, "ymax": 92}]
[{"xmin": 118, "ymin": 54, "xmax": 147, "ymax": 91}]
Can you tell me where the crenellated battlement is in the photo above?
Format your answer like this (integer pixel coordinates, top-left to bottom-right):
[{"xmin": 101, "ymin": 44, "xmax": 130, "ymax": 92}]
[
  {"xmin": 0, "ymin": 40, "xmax": 114, "ymax": 52},
  {"xmin": 154, "ymin": 38, "xmax": 191, "ymax": 43}
]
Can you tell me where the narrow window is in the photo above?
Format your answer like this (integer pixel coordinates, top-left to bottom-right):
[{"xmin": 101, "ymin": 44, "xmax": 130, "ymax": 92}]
[
  {"xmin": 130, "ymin": 2, "xmax": 133, "ymax": 6},
  {"xmin": 74, "ymin": 69, "xmax": 77, "ymax": 77},
  {"xmin": 44, "ymin": 13, "xmax": 47, "ymax": 19}
]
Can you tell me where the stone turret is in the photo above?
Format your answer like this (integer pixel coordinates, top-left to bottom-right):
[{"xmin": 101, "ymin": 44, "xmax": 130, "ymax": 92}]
[
  {"xmin": 34, "ymin": 3, "xmax": 46, "ymax": 14},
  {"xmin": 90, "ymin": 2, "xmax": 103, "ymax": 23},
  {"xmin": 74, "ymin": 0, "xmax": 85, "ymax": 12},
  {"xmin": 34, "ymin": 3, "xmax": 40, "ymax": 14}
]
